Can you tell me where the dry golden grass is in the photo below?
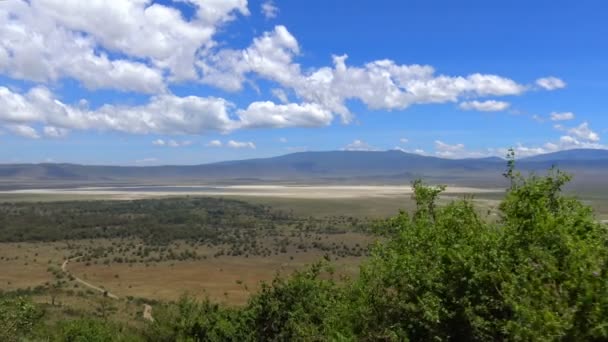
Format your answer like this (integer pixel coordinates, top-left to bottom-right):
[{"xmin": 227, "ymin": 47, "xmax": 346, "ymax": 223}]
[
  {"xmin": 0, "ymin": 242, "xmax": 67, "ymax": 290},
  {"xmin": 1, "ymin": 236, "xmax": 368, "ymax": 306},
  {"xmin": 69, "ymin": 253, "xmax": 362, "ymax": 306}
]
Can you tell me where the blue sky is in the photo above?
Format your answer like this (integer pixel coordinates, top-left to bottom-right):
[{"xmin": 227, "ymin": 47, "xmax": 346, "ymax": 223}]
[{"xmin": 0, "ymin": 0, "xmax": 606, "ymax": 165}]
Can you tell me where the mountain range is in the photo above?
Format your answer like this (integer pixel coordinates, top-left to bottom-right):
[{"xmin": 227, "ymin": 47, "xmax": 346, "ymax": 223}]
[{"xmin": 1, "ymin": 149, "xmax": 607, "ymax": 188}]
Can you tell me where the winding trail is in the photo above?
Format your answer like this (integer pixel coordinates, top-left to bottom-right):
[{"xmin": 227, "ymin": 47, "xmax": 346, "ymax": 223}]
[
  {"xmin": 62, "ymin": 258, "xmax": 155, "ymax": 320},
  {"xmin": 61, "ymin": 258, "xmax": 119, "ymax": 300}
]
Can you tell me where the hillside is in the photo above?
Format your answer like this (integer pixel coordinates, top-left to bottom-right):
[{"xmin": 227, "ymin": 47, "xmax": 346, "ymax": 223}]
[{"xmin": 1, "ymin": 149, "xmax": 607, "ymax": 187}]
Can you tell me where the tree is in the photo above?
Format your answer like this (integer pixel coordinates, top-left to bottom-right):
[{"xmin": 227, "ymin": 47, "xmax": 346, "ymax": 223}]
[{"xmin": 348, "ymin": 160, "xmax": 608, "ymax": 340}]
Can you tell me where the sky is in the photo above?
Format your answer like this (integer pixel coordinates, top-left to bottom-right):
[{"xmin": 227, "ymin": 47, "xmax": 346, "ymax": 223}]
[{"xmin": 0, "ymin": 0, "xmax": 606, "ymax": 165}]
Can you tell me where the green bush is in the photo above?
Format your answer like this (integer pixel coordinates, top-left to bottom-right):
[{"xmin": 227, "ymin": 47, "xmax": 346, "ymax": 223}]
[
  {"xmin": 51, "ymin": 318, "xmax": 141, "ymax": 342},
  {"xmin": 0, "ymin": 296, "xmax": 44, "ymax": 342},
  {"xmin": 348, "ymin": 157, "xmax": 608, "ymax": 340},
  {"xmin": 243, "ymin": 262, "xmax": 349, "ymax": 341}
]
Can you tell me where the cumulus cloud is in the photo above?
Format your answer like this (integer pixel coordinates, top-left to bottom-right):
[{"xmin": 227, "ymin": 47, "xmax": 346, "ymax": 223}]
[
  {"xmin": 493, "ymin": 122, "xmax": 604, "ymax": 158},
  {"xmin": 0, "ymin": 3, "xmax": 574, "ymax": 141},
  {"xmin": 0, "ymin": 0, "xmax": 248, "ymax": 91},
  {"xmin": 290, "ymin": 55, "xmax": 526, "ymax": 123},
  {"xmin": 199, "ymin": 26, "xmax": 535, "ymax": 123},
  {"xmin": 153, "ymin": 139, "xmax": 192, "ymax": 147},
  {"xmin": 459, "ymin": 100, "xmax": 510, "ymax": 112},
  {"xmin": 279, "ymin": 137, "xmax": 288, "ymax": 143},
  {"xmin": 342, "ymin": 140, "xmax": 376, "ymax": 151},
  {"xmin": 227, "ymin": 140, "xmax": 256, "ymax": 149},
  {"xmin": 206, "ymin": 139, "xmax": 223, "ymax": 147},
  {"xmin": 271, "ymin": 88, "xmax": 289, "ymax": 103},
  {"xmin": 236, "ymin": 101, "xmax": 334, "ymax": 128},
  {"xmin": 400, "ymin": 138, "xmax": 409, "ymax": 144},
  {"xmin": 434, "ymin": 140, "xmax": 466, "ymax": 158},
  {"xmin": 550, "ymin": 112, "xmax": 575, "ymax": 121},
  {"xmin": 43, "ymin": 126, "xmax": 69, "ymax": 138},
  {"xmin": 0, "ymin": 86, "xmax": 237, "ymax": 135},
  {"xmin": 568, "ymin": 122, "xmax": 600, "ymax": 142},
  {"xmin": 199, "ymin": 25, "xmax": 301, "ymax": 92},
  {"xmin": 261, "ymin": 1, "xmax": 279, "ymax": 19},
  {"xmin": 6, "ymin": 124, "xmax": 40, "ymax": 139},
  {"xmin": 0, "ymin": 86, "xmax": 350, "ymax": 136},
  {"xmin": 432, "ymin": 140, "xmax": 498, "ymax": 158},
  {"xmin": 536, "ymin": 77, "xmax": 566, "ymax": 90}
]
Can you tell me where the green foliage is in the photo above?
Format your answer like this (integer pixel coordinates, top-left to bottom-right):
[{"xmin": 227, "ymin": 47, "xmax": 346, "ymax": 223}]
[
  {"xmin": 0, "ymin": 197, "xmax": 370, "ymax": 261},
  {"xmin": 146, "ymin": 296, "xmax": 247, "ymax": 342},
  {"xmin": 350, "ymin": 163, "xmax": 608, "ymax": 341},
  {"xmin": 0, "ymin": 296, "xmax": 44, "ymax": 342},
  {"xmin": 350, "ymin": 183, "xmax": 501, "ymax": 340},
  {"xmin": 147, "ymin": 263, "xmax": 348, "ymax": 341},
  {"xmin": 50, "ymin": 318, "xmax": 142, "ymax": 342},
  {"xmin": 244, "ymin": 262, "xmax": 348, "ymax": 341}
]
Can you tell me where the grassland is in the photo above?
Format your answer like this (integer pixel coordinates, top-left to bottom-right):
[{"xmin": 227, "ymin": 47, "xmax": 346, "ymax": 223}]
[
  {"xmin": 1, "ymin": 182, "xmax": 607, "ymax": 329},
  {"xmin": 0, "ymin": 196, "xmax": 373, "ymax": 318}
]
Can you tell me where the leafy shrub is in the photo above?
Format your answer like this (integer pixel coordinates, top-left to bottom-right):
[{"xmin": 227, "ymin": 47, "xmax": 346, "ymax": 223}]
[
  {"xmin": 0, "ymin": 296, "xmax": 44, "ymax": 342},
  {"xmin": 348, "ymin": 155, "xmax": 608, "ymax": 340}
]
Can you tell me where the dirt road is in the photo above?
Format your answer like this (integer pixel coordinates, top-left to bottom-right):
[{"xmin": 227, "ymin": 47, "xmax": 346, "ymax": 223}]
[{"xmin": 61, "ymin": 258, "xmax": 119, "ymax": 300}]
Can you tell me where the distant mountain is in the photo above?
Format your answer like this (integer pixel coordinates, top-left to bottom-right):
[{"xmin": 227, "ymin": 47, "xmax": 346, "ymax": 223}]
[
  {"xmin": 522, "ymin": 148, "xmax": 608, "ymax": 162},
  {"xmin": 0, "ymin": 149, "xmax": 607, "ymax": 188}
]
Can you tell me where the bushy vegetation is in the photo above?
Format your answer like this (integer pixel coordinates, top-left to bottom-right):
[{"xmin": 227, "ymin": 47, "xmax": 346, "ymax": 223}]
[
  {"xmin": 2, "ymin": 161, "xmax": 608, "ymax": 341},
  {"xmin": 0, "ymin": 197, "xmax": 371, "ymax": 262}
]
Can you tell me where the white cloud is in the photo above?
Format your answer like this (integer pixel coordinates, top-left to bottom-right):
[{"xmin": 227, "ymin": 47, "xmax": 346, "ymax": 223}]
[
  {"xmin": 199, "ymin": 25, "xmax": 300, "ymax": 92},
  {"xmin": 279, "ymin": 137, "xmax": 288, "ymax": 143},
  {"xmin": 568, "ymin": 122, "xmax": 600, "ymax": 142},
  {"xmin": 261, "ymin": 1, "xmax": 279, "ymax": 19},
  {"xmin": 434, "ymin": 140, "xmax": 466, "ymax": 158},
  {"xmin": 342, "ymin": 140, "xmax": 376, "ymax": 151},
  {"xmin": 43, "ymin": 126, "xmax": 69, "ymax": 138},
  {"xmin": 400, "ymin": 138, "xmax": 409, "ymax": 144},
  {"xmin": 0, "ymin": 86, "xmax": 352, "ymax": 135},
  {"xmin": 500, "ymin": 138, "xmax": 606, "ymax": 158},
  {"xmin": 0, "ymin": 0, "xmax": 248, "ymax": 91},
  {"xmin": 227, "ymin": 140, "xmax": 256, "ymax": 149},
  {"xmin": 199, "ymin": 26, "xmax": 530, "ymax": 123},
  {"xmin": 290, "ymin": 55, "xmax": 526, "ymax": 123},
  {"xmin": 236, "ymin": 101, "xmax": 334, "ymax": 128},
  {"xmin": 432, "ymin": 140, "xmax": 497, "ymax": 158},
  {"xmin": 206, "ymin": 139, "xmax": 223, "ymax": 147},
  {"xmin": 459, "ymin": 100, "xmax": 510, "ymax": 112},
  {"xmin": 0, "ymin": 86, "xmax": 235, "ymax": 135},
  {"xmin": 153, "ymin": 139, "xmax": 192, "ymax": 147},
  {"xmin": 6, "ymin": 124, "xmax": 40, "ymax": 139},
  {"xmin": 271, "ymin": 88, "xmax": 289, "ymax": 103},
  {"xmin": 536, "ymin": 77, "xmax": 566, "ymax": 90},
  {"xmin": 0, "ymin": 3, "xmax": 576, "ymax": 143},
  {"xmin": 550, "ymin": 112, "xmax": 575, "ymax": 121},
  {"xmin": 504, "ymin": 144, "xmax": 548, "ymax": 158},
  {"xmin": 494, "ymin": 124, "xmax": 605, "ymax": 158}
]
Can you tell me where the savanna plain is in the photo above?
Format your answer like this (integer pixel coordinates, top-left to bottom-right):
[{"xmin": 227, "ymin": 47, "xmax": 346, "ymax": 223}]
[{"xmin": 1, "ymin": 175, "xmax": 608, "ymax": 340}]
